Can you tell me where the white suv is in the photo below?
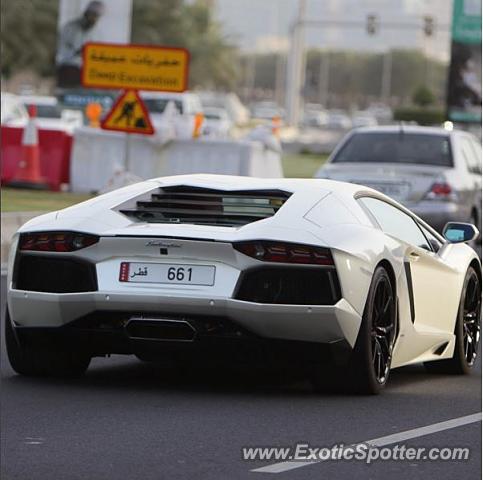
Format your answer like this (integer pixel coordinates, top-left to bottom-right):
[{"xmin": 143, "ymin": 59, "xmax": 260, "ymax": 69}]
[{"xmin": 140, "ymin": 91, "xmax": 203, "ymax": 138}]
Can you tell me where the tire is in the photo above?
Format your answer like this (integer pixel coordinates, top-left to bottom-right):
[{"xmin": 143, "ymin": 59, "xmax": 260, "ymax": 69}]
[
  {"xmin": 424, "ymin": 266, "xmax": 481, "ymax": 374},
  {"xmin": 5, "ymin": 309, "xmax": 91, "ymax": 378},
  {"xmin": 312, "ymin": 266, "xmax": 397, "ymax": 395}
]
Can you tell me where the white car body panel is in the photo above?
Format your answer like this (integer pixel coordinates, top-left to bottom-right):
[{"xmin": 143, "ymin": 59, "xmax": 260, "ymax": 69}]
[{"xmin": 7, "ymin": 175, "xmax": 480, "ymax": 368}]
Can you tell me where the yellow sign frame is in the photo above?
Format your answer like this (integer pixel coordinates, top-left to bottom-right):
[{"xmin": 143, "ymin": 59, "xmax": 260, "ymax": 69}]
[{"xmin": 82, "ymin": 42, "xmax": 189, "ymax": 92}]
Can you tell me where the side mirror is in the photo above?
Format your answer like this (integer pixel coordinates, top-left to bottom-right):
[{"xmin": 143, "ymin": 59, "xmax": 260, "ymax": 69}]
[{"xmin": 443, "ymin": 222, "xmax": 480, "ymax": 243}]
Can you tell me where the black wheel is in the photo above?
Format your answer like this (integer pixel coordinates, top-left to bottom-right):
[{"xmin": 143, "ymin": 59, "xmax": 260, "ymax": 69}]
[
  {"xmin": 425, "ymin": 266, "xmax": 481, "ymax": 374},
  {"xmin": 312, "ymin": 266, "xmax": 397, "ymax": 394},
  {"xmin": 5, "ymin": 309, "xmax": 91, "ymax": 378}
]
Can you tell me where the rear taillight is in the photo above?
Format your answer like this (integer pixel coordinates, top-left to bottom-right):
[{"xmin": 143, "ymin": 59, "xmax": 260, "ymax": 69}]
[
  {"xmin": 234, "ymin": 241, "xmax": 334, "ymax": 265},
  {"xmin": 425, "ymin": 182, "xmax": 456, "ymax": 200},
  {"xmin": 19, "ymin": 232, "xmax": 99, "ymax": 252}
]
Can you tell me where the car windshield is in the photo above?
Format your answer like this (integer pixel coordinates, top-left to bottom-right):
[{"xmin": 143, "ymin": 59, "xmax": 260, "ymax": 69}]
[
  {"xmin": 204, "ymin": 112, "xmax": 221, "ymax": 120},
  {"xmin": 30, "ymin": 104, "xmax": 62, "ymax": 119},
  {"xmin": 143, "ymin": 99, "xmax": 183, "ymax": 114},
  {"xmin": 332, "ymin": 132, "xmax": 453, "ymax": 167}
]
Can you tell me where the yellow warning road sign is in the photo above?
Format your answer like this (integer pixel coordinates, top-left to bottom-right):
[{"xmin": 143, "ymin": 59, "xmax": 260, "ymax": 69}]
[
  {"xmin": 101, "ymin": 90, "xmax": 154, "ymax": 135},
  {"xmin": 82, "ymin": 43, "xmax": 189, "ymax": 92}
]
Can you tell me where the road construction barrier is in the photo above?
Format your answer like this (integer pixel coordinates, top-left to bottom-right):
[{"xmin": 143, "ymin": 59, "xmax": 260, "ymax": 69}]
[
  {"xmin": 1, "ymin": 126, "xmax": 72, "ymax": 191},
  {"xmin": 69, "ymin": 127, "xmax": 283, "ymax": 193},
  {"xmin": 6, "ymin": 107, "xmax": 49, "ymax": 189}
]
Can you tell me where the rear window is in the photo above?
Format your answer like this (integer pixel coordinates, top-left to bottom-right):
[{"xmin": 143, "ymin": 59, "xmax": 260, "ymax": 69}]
[
  {"xmin": 205, "ymin": 112, "xmax": 221, "ymax": 120},
  {"xmin": 143, "ymin": 99, "xmax": 183, "ymax": 114},
  {"xmin": 29, "ymin": 104, "xmax": 62, "ymax": 119},
  {"xmin": 332, "ymin": 132, "xmax": 453, "ymax": 167}
]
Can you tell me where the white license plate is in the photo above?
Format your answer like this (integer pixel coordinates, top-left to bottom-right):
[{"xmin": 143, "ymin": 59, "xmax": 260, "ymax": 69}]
[{"xmin": 119, "ymin": 262, "xmax": 215, "ymax": 286}]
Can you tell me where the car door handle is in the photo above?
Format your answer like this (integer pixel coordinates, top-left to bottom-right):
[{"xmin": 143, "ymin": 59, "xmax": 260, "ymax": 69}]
[{"xmin": 408, "ymin": 252, "xmax": 420, "ymax": 262}]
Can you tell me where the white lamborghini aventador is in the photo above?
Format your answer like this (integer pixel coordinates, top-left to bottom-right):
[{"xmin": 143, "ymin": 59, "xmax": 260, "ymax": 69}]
[{"xmin": 5, "ymin": 175, "xmax": 481, "ymax": 394}]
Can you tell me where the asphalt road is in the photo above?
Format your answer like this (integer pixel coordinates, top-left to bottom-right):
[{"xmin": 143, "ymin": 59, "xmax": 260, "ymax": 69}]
[{"xmin": 1, "ymin": 276, "xmax": 481, "ymax": 480}]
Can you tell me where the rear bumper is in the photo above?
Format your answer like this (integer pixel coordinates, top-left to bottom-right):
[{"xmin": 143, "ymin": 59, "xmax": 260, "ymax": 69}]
[
  {"xmin": 8, "ymin": 288, "xmax": 362, "ymax": 347},
  {"xmin": 12, "ymin": 321, "xmax": 353, "ymax": 367}
]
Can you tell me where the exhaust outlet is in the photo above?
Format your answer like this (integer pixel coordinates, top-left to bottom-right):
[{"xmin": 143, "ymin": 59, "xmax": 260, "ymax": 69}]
[{"xmin": 126, "ymin": 317, "xmax": 196, "ymax": 342}]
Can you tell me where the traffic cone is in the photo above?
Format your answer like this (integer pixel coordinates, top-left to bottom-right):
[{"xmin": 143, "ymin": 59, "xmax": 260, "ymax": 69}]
[
  {"xmin": 7, "ymin": 105, "xmax": 48, "ymax": 190},
  {"xmin": 192, "ymin": 112, "xmax": 204, "ymax": 138},
  {"xmin": 86, "ymin": 102, "xmax": 102, "ymax": 128},
  {"xmin": 271, "ymin": 115, "xmax": 281, "ymax": 137}
]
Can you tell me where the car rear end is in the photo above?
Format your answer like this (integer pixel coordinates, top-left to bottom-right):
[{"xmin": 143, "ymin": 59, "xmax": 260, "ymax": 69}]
[
  {"xmin": 7, "ymin": 183, "xmax": 359, "ymax": 367},
  {"xmin": 316, "ymin": 127, "xmax": 472, "ymax": 233}
]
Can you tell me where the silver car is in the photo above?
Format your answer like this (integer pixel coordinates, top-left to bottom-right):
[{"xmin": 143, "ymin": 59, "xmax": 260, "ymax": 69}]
[{"xmin": 316, "ymin": 126, "xmax": 482, "ymax": 234}]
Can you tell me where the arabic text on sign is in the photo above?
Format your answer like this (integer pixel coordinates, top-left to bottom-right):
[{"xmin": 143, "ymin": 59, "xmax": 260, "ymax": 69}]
[{"xmin": 82, "ymin": 43, "xmax": 189, "ymax": 92}]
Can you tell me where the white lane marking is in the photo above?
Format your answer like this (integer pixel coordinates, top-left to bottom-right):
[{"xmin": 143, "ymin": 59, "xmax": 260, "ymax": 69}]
[
  {"xmin": 23, "ymin": 437, "xmax": 45, "ymax": 445},
  {"xmin": 251, "ymin": 412, "xmax": 482, "ymax": 474},
  {"xmin": 253, "ymin": 461, "xmax": 319, "ymax": 474},
  {"xmin": 365, "ymin": 412, "xmax": 481, "ymax": 446}
]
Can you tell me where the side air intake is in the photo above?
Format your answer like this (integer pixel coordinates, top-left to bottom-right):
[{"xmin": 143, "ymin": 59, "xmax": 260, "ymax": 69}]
[{"xmin": 119, "ymin": 186, "xmax": 291, "ymax": 227}]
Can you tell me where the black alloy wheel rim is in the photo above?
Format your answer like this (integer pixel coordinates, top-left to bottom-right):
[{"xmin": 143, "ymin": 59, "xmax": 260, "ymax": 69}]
[
  {"xmin": 463, "ymin": 272, "xmax": 481, "ymax": 367},
  {"xmin": 371, "ymin": 276, "xmax": 396, "ymax": 384}
]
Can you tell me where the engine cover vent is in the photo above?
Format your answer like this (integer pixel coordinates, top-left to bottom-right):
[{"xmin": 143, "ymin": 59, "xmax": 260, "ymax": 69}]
[{"xmin": 119, "ymin": 185, "xmax": 291, "ymax": 227}]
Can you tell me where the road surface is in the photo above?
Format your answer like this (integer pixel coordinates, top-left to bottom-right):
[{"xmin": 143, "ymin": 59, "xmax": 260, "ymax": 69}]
[{"xmin": 1, "ymin": 276, "xmax": 481, "ymax": 479}]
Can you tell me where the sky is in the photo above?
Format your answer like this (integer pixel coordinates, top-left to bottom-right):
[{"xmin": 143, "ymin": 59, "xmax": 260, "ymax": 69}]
[{"xmin": 214, "ymin": 0, "xmax": 454, "ymax": 62}]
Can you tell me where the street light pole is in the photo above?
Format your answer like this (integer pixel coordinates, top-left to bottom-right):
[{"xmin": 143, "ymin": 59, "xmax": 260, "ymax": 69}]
[
  {"xmin": 286, "ymin": 0, "xmax": 306, "ymax": 126},
  {"xmin": 319, "ymin": 51, "xmax": 331, "ymax": 107},
  {"xmin": 274, "ymin": 0, "xmax": 285, "ymax": 106},
  {"xmin": 381, "ymin": 49, "xmax": 392, "ymax": 102},
  {"xmin": 275, "ymin": 53, "xmax": 285, "ymax": 106}
]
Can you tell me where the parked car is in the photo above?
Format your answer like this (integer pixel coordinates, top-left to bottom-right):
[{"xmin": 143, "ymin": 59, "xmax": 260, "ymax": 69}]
[
  {"xmin": 351, "ymin": 111, "xmax": 378, "ymax": 128},
  {"xmin": 201, "ymin": 107, "xmax": 232, "ymax": 138},
  {"xmin": 20, "ymin": 95, "xmax": 62, "ymax": 119},
  {"xmin": 141, "ymin": 91, "xmax": 203, "ymax": 118},
  {"xmin": 1, "ymin": 92, "xmax": 29, "ymax": 126},
  {"xmin": 141, "ymin": 91, "xmax": 203, "ymax": 138},
  {"xmin": 366, "ymin": 103, "xmax": 393, "ymax": 124},
  {"xmin": 251, "ymin": 101, "xmax": 285, "ymax": 122},
  {"xmin": 19, "ymin": 95, "xmax": 83, "ymax": 132},
  {"xmin": 199, "ymin": 91, "xmax": 250, "ymax": 125},
  {"xmin": 316, "ymin": 126, "xmax": 482, "ymax": 234},
  {"xmin": 303, "ymin": 108, "xmax": 328, "ymax": 128},
  {"xmin": 326, "ymin": 110, "xmax": 352, "ymax": 130},
  {"xmin": 5, "ymin": 175, "xmax": 480, "ymax": 394}
]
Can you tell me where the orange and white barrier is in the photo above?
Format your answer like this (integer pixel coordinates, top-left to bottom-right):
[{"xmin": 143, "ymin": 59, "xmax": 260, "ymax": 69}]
[{"xmin": 6, "ymin": 106, "xmax": 48, "ymax": 189}]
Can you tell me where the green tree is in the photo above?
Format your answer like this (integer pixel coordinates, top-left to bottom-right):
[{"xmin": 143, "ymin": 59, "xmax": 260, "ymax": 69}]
[
  {"xmin": 412, "ymin": 85, "xmax": 436, "ymax": 107},
  {"xmin": 240, "ymin": 48, "xmax": 447, "ymax": 107},
  {"xmin": 1, "ymin": 0, "xmax": 59, "ymax": 77},
  {"xmin": 131, "ymin": 0, "xmax": 238, "ymax": 89},
  {"xmin": 1, "ymin": 0, "xmax": 238, "ymax": 89}
]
